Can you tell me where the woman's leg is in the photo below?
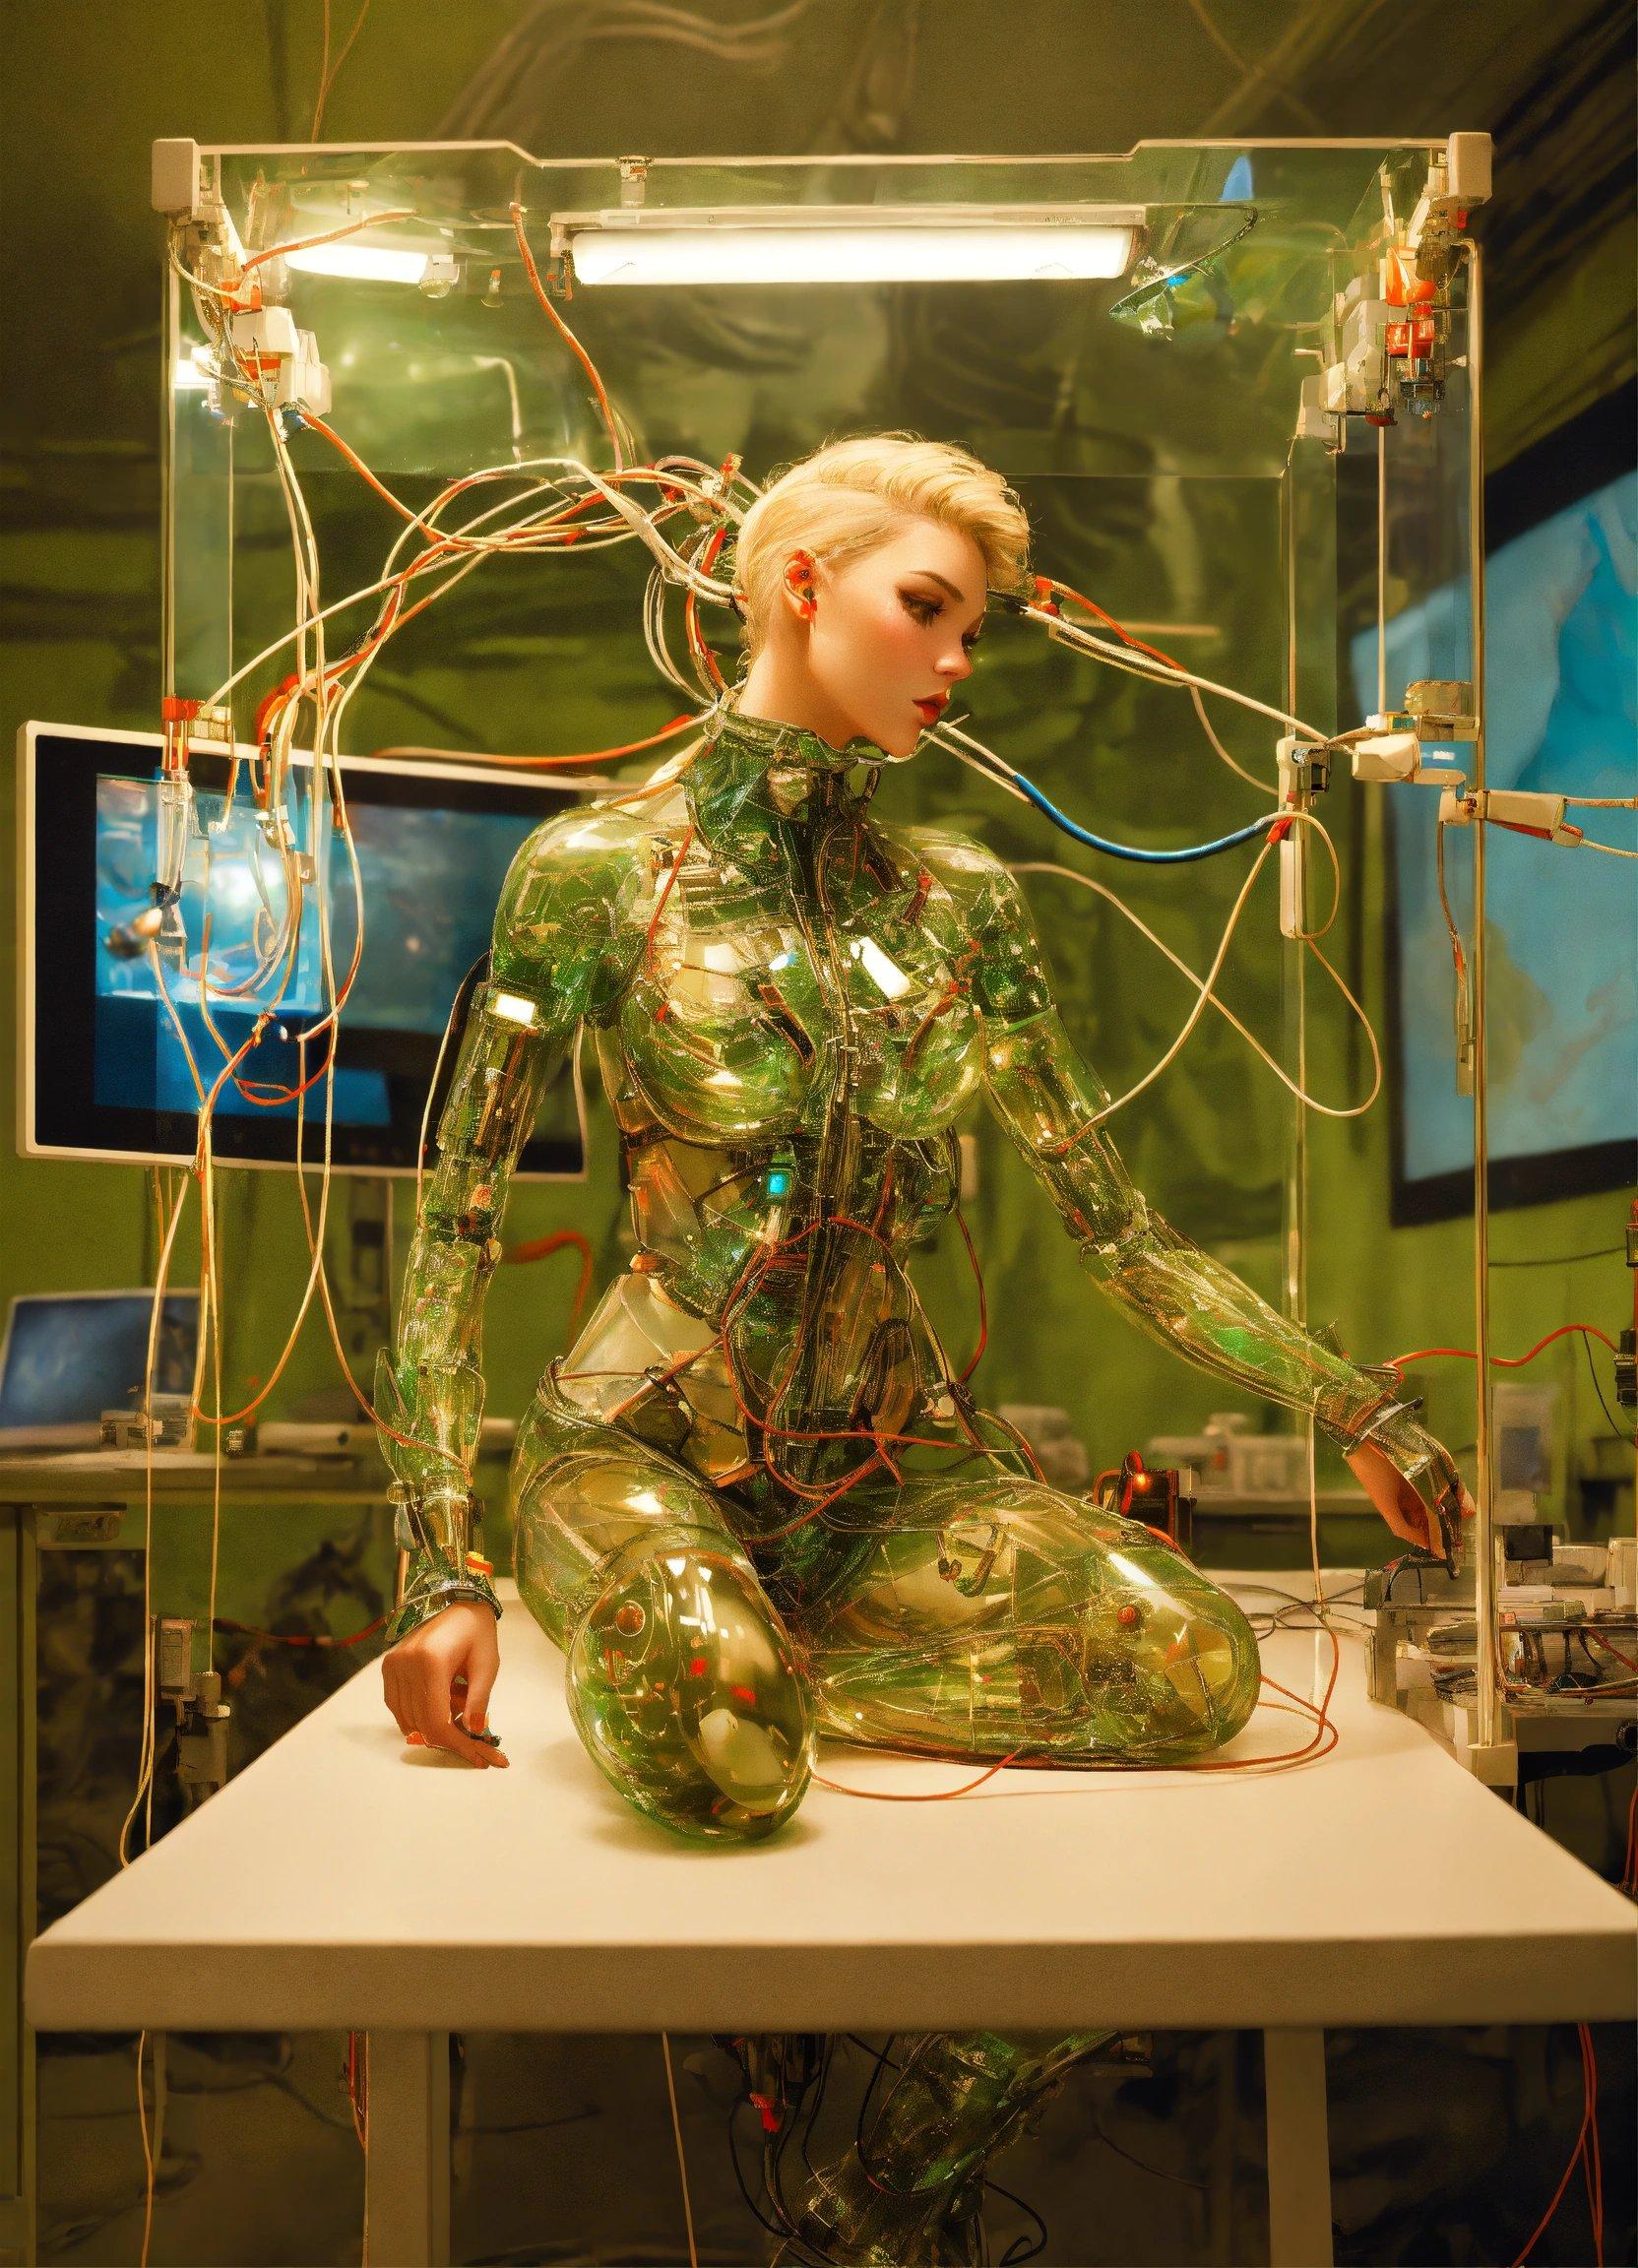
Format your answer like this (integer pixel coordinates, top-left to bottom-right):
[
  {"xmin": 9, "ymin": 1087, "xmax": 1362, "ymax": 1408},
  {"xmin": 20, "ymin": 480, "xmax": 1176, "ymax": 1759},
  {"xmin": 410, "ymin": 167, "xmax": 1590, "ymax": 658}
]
[
  {"xmin": 794, "ymin": 2029, "xmax": 1124, "ymax": 2267},
  {"xmin": 803, "ymin": 1470, "xmax": 1260, "ymax": 1764},
  {"xmin": 783, "ymin": 1476, "xmax": 1255, "ymax": 2259},
  {"xmin": 511, "ymin": 1367, "xmax": 814, "ymax": 1843}
]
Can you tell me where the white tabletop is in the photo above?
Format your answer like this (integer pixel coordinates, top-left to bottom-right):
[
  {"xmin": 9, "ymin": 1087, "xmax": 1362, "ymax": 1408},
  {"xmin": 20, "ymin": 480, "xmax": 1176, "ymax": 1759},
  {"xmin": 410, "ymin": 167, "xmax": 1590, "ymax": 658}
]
[{"xmin": 27, "ymin": 1575, "xmax": 1636, "ymax": 2038}]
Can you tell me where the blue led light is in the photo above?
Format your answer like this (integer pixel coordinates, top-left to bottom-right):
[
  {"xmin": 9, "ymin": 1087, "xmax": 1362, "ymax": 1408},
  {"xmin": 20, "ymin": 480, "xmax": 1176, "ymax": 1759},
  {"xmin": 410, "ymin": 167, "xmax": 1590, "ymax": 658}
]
[{"xmin": 767, "ymin": 1169, "xmax": 791, "ymax": 1197}]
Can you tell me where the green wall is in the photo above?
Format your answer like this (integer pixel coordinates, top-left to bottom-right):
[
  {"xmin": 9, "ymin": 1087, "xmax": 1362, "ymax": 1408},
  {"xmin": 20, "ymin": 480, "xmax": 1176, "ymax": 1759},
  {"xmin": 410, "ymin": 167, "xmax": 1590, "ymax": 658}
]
[{"xmin": 3, "ymin": 2, "xmax": 1633, "ymax": 1611}]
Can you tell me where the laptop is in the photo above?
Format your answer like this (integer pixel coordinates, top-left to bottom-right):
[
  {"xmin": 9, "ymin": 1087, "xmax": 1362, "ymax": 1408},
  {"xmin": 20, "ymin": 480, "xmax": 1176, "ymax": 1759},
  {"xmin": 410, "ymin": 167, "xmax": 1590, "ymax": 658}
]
[{"xmin": 0, "ymin": 1290, "xmax": 201, "ymax": 1451}]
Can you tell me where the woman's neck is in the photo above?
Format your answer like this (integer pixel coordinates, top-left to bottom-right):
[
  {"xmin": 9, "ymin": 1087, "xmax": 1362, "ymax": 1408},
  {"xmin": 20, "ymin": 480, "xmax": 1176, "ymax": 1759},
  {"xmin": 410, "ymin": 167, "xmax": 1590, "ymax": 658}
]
[
  {"xmin": 685, "ymin": 688, "xmax": 885, "ymax": 856},
  {"xmin": 734, "ymin": 650, "xmax": 865, "ymax": 754}
]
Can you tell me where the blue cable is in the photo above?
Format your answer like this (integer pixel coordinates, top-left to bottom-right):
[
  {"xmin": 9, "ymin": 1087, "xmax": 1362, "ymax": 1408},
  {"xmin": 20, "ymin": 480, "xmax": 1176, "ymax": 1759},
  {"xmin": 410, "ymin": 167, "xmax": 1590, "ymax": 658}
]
[{"xmin": 1001, "ymin": 764, "xmax": 1279, "ymax": 865}]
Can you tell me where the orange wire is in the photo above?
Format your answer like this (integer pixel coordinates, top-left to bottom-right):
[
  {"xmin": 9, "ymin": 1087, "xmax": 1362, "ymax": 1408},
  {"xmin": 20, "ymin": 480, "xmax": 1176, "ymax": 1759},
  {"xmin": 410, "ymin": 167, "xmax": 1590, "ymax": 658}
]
[
  {"xmin": 369, "ymin": 713, "xmax": 706, "ymax": 771},
  {"xmin": 509, "ymin": 201, "xmax": 625, "ymax": 472},
  {"xmin": 502, "ymin": 1228, "xmax": 596, "ymax": 1324},
  {"xmin": 1582, "ymin": 2023, "xmax": 1604, "ymax": 2266},
  {"xmin": 810, "ymin": 1749, "xmax": 1024, "ymax": 1801},
  {"xmin": 644, "ymin": 824, "xmax": 695, "ymax": 970},
  {"xmin": 1389, "ymin": 1322, "xmax": 1616, "ymax": 1370},
  {"xmin": 215, "ymin": 1612, "xmax": 387, "ymax": 1648},
  {"xmin": 239, "ymin": 207, "xmax": 415, "ymax": 276},
  {"xmin": 1510, "ymin": 2025, "xmax": 1596, "ymax": 2266}
]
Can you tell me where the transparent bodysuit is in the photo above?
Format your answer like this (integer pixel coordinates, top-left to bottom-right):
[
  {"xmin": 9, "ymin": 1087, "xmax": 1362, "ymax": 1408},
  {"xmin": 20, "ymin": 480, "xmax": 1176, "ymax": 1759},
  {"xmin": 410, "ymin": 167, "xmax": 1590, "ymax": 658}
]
[{"xmin": 378, "ymin": 694, "xmax": 1457, "ymax": 2260}]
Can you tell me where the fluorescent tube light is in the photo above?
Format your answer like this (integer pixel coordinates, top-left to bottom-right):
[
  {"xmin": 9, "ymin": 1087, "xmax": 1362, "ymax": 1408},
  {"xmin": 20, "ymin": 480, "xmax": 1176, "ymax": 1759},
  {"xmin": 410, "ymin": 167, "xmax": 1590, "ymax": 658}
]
[
  {"xmin": 557, "ymin": 205, "xmax": 1144, "ymax": 287},
  {"xmin": 285, "ymin": 243, "xmax": 432, "ymax": 284}
]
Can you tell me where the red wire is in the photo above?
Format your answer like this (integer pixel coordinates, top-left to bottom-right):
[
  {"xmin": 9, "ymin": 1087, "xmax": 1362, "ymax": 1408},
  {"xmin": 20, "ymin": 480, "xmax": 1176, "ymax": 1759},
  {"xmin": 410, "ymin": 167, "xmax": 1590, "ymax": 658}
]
[
  {"xmin": 1582, "ymin": 2024, "xmax": 1604, "ymax": 2266},
  {"xmin": 1511, "ymin": 2025, "xmax": 1597, "ymax": 2266},
  {"xmin": 214, "ymin": 1612, "xmax": 387, "ymax": 1648},
  {"xmin": 1587, "ymin": 1631, "xmax": 1638, "ymax": 1673},
  {"xmin": 502, "ymin": 1228, "xmax": 595, "ymax": 1324},
  {"xmin": 1388, "ymin": 1322, "xmax": 1616, "ymax": 1370},
  {"xmin": 810, "ymin": 1749, "xmax": 1023, "ymax": 1801},
  {"xmin": 952, "ymin": 1203, "xmax": 988, "ymax": 1382}
]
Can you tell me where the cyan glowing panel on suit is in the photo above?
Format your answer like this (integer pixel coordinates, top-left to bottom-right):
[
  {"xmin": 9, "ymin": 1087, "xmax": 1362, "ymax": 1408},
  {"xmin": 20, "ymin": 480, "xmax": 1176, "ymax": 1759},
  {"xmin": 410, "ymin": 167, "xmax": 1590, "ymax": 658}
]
[{"xmin": 1357, "ymin": 470, "xmax": 1637, "ymax": 1216}]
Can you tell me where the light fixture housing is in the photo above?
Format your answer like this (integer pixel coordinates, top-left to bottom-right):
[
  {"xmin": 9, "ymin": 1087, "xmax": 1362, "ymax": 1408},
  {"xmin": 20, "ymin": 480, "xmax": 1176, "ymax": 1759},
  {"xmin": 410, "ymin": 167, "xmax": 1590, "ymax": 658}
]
[{"xmin": 552, "ymin": 204, "xmax": 1146, "ymax": 287}]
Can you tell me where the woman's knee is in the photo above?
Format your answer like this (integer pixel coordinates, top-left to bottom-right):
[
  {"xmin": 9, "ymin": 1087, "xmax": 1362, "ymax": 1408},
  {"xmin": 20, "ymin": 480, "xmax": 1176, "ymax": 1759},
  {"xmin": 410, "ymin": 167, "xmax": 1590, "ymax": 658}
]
[
  {"xmin": 566, "ymin": 1533, "xmax": 816, "ymax": 1844},
  {"xmin": 1017, "ymin": 1493, "xmax": 1262, "ymax": 1756},
  {"xmin": 812, "ymin": 1479, "xmax": 1261, "ymax": 1761}
]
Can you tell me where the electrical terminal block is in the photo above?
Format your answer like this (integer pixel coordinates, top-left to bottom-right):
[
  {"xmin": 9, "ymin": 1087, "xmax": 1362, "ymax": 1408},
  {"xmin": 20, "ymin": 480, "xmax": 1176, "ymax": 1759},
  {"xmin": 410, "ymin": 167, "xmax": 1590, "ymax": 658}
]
[
  {"xmin": 1274, "ymin": 734, "xmax": 1331, "ymax": 939},
  {"xmin": 1294, "ymin": 369, "xmax": 1340, "ymax": 449},
  {"xmin": 157, "ymin": 1616, "xmax": 198, "ymax": 1704},
  {"xmin": 187, "ymin": 702, "xmax": 236, "ymax": 746},
  {"xmin": 1436, "ymin": 786, "xmax": 1584, "ymax": 848},
  {"xmin": 227, "ymin": 306, "xmax": 332, "ymax": 415},
  {"xmin": 1315, "ymin": 144, "xmax": 1486, "ymax": 433},
  {"xmin": 1348, "ymin": 719, "xmax": 1466, "ymax": 789},
  {"xmin": 152, "ymin": 138, "xmax": 210, "ymax": 222}
]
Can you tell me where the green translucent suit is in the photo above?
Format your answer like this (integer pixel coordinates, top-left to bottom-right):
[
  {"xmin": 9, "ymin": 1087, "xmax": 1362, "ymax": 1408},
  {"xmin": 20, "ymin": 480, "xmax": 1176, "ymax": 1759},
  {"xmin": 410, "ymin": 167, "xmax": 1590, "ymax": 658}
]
[{"xmin": 378, "ymin": 694, "xmax": 1451, "ymax": 2259}]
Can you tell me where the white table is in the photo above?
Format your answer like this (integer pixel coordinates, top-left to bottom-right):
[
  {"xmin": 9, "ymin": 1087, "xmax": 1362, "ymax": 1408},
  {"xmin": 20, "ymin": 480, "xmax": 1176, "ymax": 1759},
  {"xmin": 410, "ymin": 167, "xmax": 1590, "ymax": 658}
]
[{"xmin": 27, "ymin": 1575, "xmax": 1636, "ymax": 2268}]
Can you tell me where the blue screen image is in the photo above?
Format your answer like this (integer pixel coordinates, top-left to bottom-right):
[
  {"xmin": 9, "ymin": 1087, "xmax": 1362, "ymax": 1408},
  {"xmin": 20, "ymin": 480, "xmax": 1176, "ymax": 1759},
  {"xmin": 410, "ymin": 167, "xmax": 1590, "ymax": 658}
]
[
  {"xmin": 93, "ymin": 772, "xmax": 544, "ymax": 1125},
  {"xmin": 0, "ymin": 1294, "xmax": 199, "ymax": 1427},
  {"xmin": 1352, "ymin": 472, "xmax": 1637, "ymax": 1185}
]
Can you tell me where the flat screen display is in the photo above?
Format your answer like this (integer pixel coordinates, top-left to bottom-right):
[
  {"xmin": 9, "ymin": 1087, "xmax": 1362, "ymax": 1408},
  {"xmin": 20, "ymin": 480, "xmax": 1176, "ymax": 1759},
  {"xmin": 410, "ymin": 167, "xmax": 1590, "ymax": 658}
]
[
  {"xmin": 0, "ymin": 1291, "xmax": 199, "ymax": 1439},
  {"xmin": 1354, "ymin": 465, "xmax": 1637, "ymax": 1220},
  {"xmin": 22, "ymin": 726, "xmax": 588, "ymax": 1174}
]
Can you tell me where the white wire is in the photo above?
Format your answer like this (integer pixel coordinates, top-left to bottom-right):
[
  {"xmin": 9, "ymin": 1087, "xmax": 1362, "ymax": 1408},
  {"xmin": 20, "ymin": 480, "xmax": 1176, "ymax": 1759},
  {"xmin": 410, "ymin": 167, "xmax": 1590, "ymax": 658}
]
[
  {"xmin": 660, "ymin": 2035, "xmax": 699, "ymax": 2268},
  {"xmin": 194, "ymin": 458, "xmax": 729, "ymax": 718},
  {"xmin": 1189, "ymin": 680, "xmax": 1269, "ymax": 788},
  {"xmin": 1022, "ymin": 599, "xmax": 1335, "ymax": 745},
  {"xmin": 1080, "ymin": 838, "xmax": 1274, "ymax": 1127},
  {"xmin": 1013, "ymin": 848, "xmax": 1382, "ymax": 1121}
]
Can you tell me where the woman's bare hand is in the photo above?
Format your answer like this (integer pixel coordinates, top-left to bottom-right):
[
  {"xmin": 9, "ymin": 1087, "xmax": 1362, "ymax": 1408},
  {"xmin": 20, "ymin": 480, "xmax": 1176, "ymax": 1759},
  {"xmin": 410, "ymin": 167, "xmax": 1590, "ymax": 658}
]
[
  {"xmin": 381, "ymin": 1600, "xmax": 508, "ymax": 1768},
  {"xmin": 1346, "ymin": 1439, "xmax": 1476, "ymax": 1554}
]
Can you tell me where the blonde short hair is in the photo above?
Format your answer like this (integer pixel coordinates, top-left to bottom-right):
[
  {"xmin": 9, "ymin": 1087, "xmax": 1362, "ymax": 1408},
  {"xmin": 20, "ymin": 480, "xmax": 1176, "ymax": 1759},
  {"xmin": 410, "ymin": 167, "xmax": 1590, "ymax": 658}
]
[{"xmin": 730, "ymin": 431, "xmax": 1032, "ymax": 656}]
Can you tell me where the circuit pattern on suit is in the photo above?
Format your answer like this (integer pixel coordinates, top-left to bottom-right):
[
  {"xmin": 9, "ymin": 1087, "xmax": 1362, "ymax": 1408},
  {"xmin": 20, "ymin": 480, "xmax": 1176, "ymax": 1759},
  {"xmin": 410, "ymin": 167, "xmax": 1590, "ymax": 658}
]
[{"xmin": 378, "ymin": 694, "xmax": 1451, "ymax": 1844}]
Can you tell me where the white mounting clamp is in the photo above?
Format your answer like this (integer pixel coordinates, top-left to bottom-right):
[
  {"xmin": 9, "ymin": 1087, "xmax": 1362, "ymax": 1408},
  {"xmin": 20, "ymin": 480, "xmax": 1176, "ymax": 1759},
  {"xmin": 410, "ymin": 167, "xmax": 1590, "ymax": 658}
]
[{"xmin": 1437, "ymin": 787, "xmax": 1584, "ymax": 847}]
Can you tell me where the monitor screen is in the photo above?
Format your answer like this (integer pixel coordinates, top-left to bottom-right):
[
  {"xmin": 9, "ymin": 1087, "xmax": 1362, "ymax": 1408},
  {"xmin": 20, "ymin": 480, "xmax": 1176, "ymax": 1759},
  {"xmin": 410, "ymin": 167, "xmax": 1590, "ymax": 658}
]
[
  {"xmin": 0, "ymin": 1290, "xmax": 200, "ymax": 1435},
  {"xmin": 21, "ymin": 726, "xmax": 588, "ymax": 1174},
  {"xmin": 1354, "ymin": 465, "xmax": 1637, "ymax": 1221}
]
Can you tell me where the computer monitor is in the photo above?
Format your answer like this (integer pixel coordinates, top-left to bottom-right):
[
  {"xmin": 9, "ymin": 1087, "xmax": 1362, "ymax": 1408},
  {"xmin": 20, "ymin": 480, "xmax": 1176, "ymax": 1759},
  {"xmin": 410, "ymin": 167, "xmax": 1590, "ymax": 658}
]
[
  {"xmin": 1354, "ymin": 447, "xmax": 1637, "ymax": 1223},
  {"xmin": 0, "ymin": 1290, "xmax": 201, "ymax": 1449},
  {"xmin": 18, "ymin": 724, "xmax": 589, "ymax": 1175}
]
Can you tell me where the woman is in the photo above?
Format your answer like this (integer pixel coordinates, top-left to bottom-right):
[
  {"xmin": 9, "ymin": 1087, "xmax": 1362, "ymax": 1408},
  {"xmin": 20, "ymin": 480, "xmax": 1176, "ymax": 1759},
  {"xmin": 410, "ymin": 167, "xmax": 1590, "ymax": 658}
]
[{"xmin": 376, "ymin": 432, "xmax": 1465, "ymax": 2256}]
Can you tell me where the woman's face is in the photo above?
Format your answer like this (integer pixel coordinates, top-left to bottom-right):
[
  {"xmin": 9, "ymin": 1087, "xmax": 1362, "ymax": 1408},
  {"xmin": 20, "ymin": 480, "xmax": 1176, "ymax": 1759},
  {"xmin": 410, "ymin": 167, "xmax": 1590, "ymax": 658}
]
[{"xmin": 777, "ymin": 518, "xmax": 991, "ymax": 761}]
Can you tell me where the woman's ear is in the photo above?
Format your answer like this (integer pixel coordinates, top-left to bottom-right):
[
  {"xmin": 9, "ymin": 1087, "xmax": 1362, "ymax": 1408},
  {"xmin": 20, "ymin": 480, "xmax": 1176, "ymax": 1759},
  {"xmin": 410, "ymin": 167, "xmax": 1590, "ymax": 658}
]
[{"xmin": 784, "ymin": 548, "xmax": 818, "ymax": 621}]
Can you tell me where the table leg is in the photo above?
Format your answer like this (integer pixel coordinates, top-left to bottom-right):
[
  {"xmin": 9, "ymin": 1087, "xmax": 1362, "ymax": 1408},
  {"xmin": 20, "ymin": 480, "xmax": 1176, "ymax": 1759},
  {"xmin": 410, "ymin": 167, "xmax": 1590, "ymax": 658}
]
[
  {"xmin": 1263, "ymin": 2027, "xmax": 1332, "ymax": 2268},
  {"xmin": 364, "ymin": 2030, "xmax": 450, "ymax": 2268}
]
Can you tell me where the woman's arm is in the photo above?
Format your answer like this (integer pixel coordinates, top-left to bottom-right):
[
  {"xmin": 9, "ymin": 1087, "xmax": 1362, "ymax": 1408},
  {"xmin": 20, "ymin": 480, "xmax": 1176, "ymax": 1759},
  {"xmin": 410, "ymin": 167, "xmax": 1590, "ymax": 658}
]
[
  {"xmin": 376, "ymin": 807, "xmax": 645, "ymax": 1643},
  {"xmin": 963, "ymin": 849, "xmax": 1464, "ymax": 1544},
  {"xmin": 375, "ymin": 970, "xmax": 564, "ymax": 1635}
]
